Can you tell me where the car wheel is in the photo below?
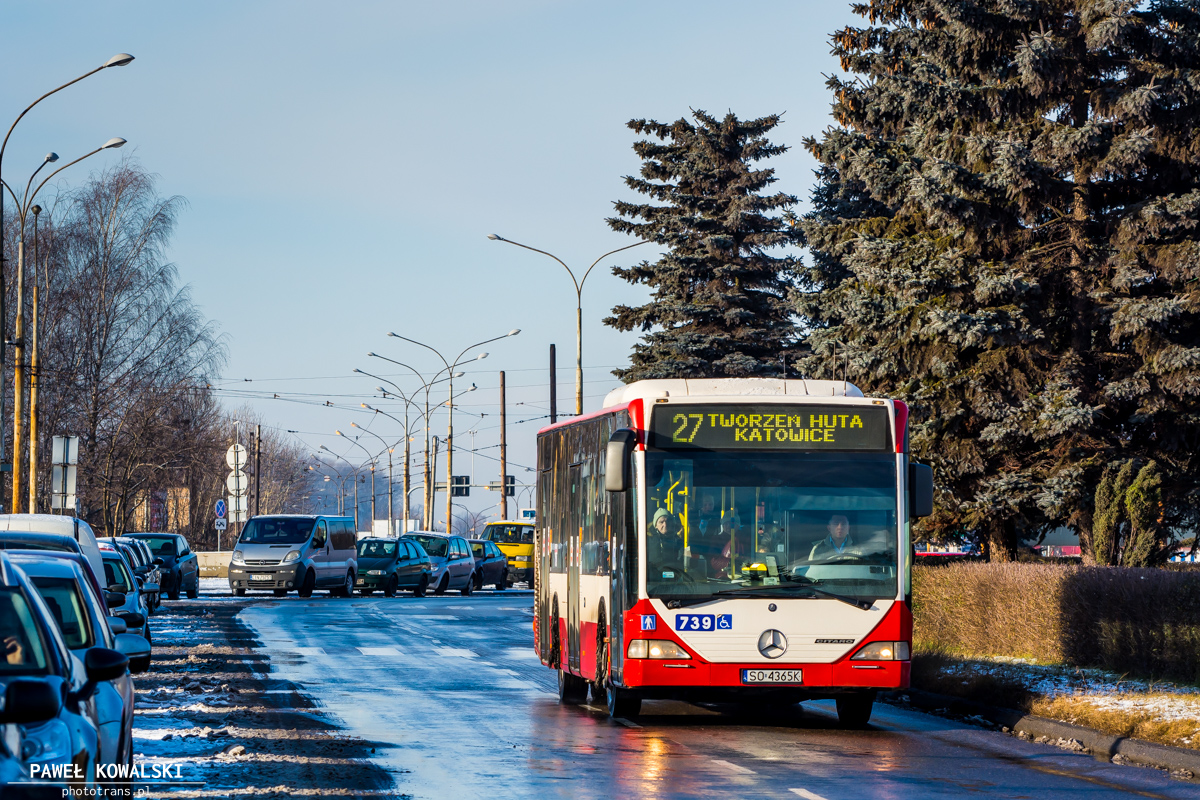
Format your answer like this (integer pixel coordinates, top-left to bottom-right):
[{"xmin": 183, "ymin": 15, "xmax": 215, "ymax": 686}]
[
  {"xmin": 168, "ymin": 581, "xmax": 181, "ymax": 601},
  {"xmin": 414, "ymin": 573, "xmax": 429, "ymax": 597},
  {"xmin": 298, "ymin": 570, "xmax": 315, "ymax": 598},
  {"xmin": 187, "ymin": 577, "xmax": 199, "ymax": 599},
  {"xmin": 434, "ymin": 574, "xmax": 449, "ymax": 596},
  {"xmin": 460, "ymin": 574, "xmax": 474, "ymax": 596},
  {"xmin": 143, "ymin": 624, "xmax": 152, "ymax": 645},
  {"xmin": 273, "ymin": 588, "xmax": 287, "ymax": 597},
  {"xmin": 333, "ymin": 571, "xmax": 354, "ymax": 597},
  {"xmin": 234, "ymin": 588, "xmax": 246, "ymax": 597},
  {"xmin": 495, "ymin": 571, "xmax": 507, "ymax": 591},
  {"xmin": 384, "ymin": 575, "xmax": 398, "ymax": 597},
  {"xmin": 474, "ymin": 571, "xmax": 483, "ymax": 591}
]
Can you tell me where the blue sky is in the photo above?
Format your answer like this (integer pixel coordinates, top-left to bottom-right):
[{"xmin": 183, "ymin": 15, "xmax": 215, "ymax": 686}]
[{"xmin": 2, "ymin": 1, "xmax": 855, "ymax": 522}]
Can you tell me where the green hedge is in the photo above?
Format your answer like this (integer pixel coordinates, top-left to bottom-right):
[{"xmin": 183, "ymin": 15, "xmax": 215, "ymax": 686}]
[{"xmin": 912, "ymin": 562, "xmax": 1200, "ymax": 682}]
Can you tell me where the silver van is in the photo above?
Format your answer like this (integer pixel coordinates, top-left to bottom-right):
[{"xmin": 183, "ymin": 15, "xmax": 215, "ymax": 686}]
[{"xmin": 228, "ymin": 515, "xmax": 358, "ymax": 597}]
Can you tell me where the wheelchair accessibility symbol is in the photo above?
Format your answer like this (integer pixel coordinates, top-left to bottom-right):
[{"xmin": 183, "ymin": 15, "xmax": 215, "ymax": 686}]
[{"xmin": 716, "ymin": 614, "xmax": 733, "ymax": 630}]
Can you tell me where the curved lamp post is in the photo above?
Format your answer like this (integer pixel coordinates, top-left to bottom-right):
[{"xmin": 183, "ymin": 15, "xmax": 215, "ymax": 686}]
[
  {"xmin": 0, "ymin": 53, "xmax": 133, "ymax": 497},
  {"xmin": 488, "ymin": 234, "xmax": 647, "ymax": 415},
  {"xmin": 350, "ymin": 422, "xmax": 402, "ymax": 536}
]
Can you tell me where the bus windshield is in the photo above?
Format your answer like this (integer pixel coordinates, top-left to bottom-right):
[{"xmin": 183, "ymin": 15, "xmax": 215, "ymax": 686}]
[
  {"xmin": 484, "ymin": 524, "xmax": 533, "ymax": 545},
  {"xmin": 644, "ymin": 451, "xmax": 898, "ymax": 604}
]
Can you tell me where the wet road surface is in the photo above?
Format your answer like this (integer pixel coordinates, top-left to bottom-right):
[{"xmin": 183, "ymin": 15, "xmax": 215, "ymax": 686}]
[{"xmin": 235, "ymin": 592, "xmax": 1200, "ymax": 800}]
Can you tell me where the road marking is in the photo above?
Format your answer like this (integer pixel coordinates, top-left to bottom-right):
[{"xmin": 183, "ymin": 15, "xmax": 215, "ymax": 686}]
[
  {"xmin": 293, "ymin": 647, "xmax": 325, "ymax": 655},
  {"xmin": 713, "ymin": 759, "xmax": 755, "ymax": 775},
  {"xmin": 789, "ymin": 789, "xmax": 830, "ymax": 800},
  {"xmin": 433, "ymin": 647, "xmax": 477, "ymax": 658},
  {"xmin": 357, "ymin": 647, "xmax": 401, "ymax": 656},
  {"xmin": 614, "ymin": 717, "xmax": 641, "ymax": 728}
]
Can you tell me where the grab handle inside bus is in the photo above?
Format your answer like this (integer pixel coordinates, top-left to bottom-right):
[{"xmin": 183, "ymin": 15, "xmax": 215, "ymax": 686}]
[
  {"xmin": 908, "ymin": 463, "xmax": 933, "ymax": 517},
  {"xmin": 605, "ymin": 428, "xmax": 638, "ymax": 492}
]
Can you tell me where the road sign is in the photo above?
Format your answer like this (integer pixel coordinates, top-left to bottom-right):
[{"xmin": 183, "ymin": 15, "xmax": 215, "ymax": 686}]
[
  {"xmin": 225, "ymin": 443, "xmax": 247, "ymax": 470},
  {"xmin": 228, "ymin": 495, "xmax": 247, "ymax": 514},
  {"xmin": 50, "ymin": 464, "xmax": 77, "ymax": 510},
  {"xmin": 487, "ymin": 476, "xmax": 516, "ymax": 496},
  {"xmin": 215, "ymin": 518, "xmax": 228, "ymax": 531},
  {"xmin": 215, "ymin": 499, "xmax": 227, "ymax": 518},
  {"xmin": 226, "ymin": 471, "xmax": 248, "ymax": 494},
  {"xmin": 52, "ymin": 436, "xmax": 79, "ymax": 465},
  {"xmin": 229, "ymin": 510, "xmax": 247, "ymax": 523}
]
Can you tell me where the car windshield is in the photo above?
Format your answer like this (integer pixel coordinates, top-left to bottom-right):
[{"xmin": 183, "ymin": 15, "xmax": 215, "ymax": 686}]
[
  {"xmin": 405, "ymin": 535, "xmax": 447, "ymax": 558},
  {"xmin": 358, "ymin": 541, "xmax": 396, "ymax": 558},
  {"xmin": 0, "ymin": 588, "xmax": 50, "ymax": 674},
  {"xmin": 29, "ymin": 576, "xmax": 93, "ymax": 650},
  {"xmin": 238, "ymin": 518, "xmax": 314, "ymax": 545},
  {"xmin": 484, "ymin": 524, "xmax": 533, "ymax": 545},
  {"xmin": 137, "ymin": 536, "xmax": 177, "ymax": 557},
  {"xmin": 643, "ymin": 451, "xmax": 899, "ymax": 604},
  {"xmin": 103, "ymin": 557, "xmax": 135, "ymax": 593}
]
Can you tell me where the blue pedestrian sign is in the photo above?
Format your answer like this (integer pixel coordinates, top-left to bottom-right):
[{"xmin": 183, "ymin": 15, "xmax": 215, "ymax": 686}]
[{"xmin": 215, "ymin": 499, "xmax": 227, "ymax": 519}]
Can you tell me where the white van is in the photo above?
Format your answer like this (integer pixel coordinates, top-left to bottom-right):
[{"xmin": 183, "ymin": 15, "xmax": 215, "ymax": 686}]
[
  {"xmin": 228, "ymin": 515, "xmax": 358, "ymax": 597},
  {"xmin": 0, "ymin": 514, "xmax": 104, "ymax": 586}
]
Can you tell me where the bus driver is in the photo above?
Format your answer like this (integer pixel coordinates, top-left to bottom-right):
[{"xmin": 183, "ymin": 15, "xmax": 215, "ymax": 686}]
[{"xmin": 808, "ymin": 513, "xmax": 856, "ymax": 561}]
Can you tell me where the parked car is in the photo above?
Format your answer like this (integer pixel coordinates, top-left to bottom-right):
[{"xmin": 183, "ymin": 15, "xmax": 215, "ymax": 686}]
[
  {"xmin": 468, "ymin": 539, "xmax": 509, "ymax": 591},
  {"xmin": 9, "ymin": 553, "xmax": 150, "ymax": 774},
  {"xmin": 354, "ymin": 538, "xmax": 433, "ymax": 596},
  {"xmin": 0, "ymin": 552, "xmax": 130, "ymax": 790},
  {"xmin": 402, "ymin": 532, "xmax": 475, "ymax": 596},
  {"xmin": 124, "ymin": 533, "xmax": 198, "ymax": 600},
  {"xmin": 0, "ymin": 532, "xmax": 104, "ymax": 601},
  {"xmin": 0, "ymin": 515, "xmax": 105, "ymax": 594},
  {"xmin": 99, "ymin": 551, "xmax": 154, "ymax": 642},
  {"xmin": 228, "ymin": 515, "xmax": 357, "ymax": 598},
  {"xmin": 101, "ymin": 538, "xmax": 162, "ymax": 614},
  {"xmin": 479, "ymin": 521, "xmax": 535, "ymax": 586}
]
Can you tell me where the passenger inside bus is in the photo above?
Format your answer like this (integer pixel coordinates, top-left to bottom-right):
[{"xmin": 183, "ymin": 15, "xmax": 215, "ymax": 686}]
[{"xmin": 647, "ymin": 508, "xmax": 684, "ymax": 566}]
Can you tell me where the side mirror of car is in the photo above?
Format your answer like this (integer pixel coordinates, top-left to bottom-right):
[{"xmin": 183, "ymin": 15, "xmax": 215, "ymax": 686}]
[
  {"xmin": 114, "ymin": 633, "xmax": 152, "ymax": 674},
  {"xmin": 105, "ymin": 591, "xmax": 126, "ymax": 608},
  {"xmin": 605, "ymin": 428, "xmax": 637, "ymax": 492},
  {"xmin": 118, "ymin": 612, "xmax": 145, "ymax": 630},
  {"xmin": 0, "ymin": 678, "xmax": 62, "ymax": 724},
  {"xmin": 70, "ymin": 647, "xmax": 130, "ymax": 703},
  {"xmin": 140, "ymin": 582, "xmax": 160, "ymax": 596},
  {"xmin": 107, "ymin": 616, "xmax": 128, "ymax": 635},
  {"xmin": 153, "ymin": 558, "xmax": 165, "ymax": 566}
]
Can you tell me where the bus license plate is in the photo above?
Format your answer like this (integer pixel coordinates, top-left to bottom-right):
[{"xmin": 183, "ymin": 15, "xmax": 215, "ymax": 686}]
[
  {"xmin": 250, "ymin": 574, "xmax": 272, "ymax": 581},
  {"xmin": 742, "ymin": 669, "xmax": 802, "ymax": 685}
]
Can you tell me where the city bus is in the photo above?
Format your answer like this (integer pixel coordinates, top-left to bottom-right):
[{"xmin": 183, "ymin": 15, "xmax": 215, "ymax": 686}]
[{"xmin": 534, "ymin": 378, "xmax": 933, "ymax": 725}]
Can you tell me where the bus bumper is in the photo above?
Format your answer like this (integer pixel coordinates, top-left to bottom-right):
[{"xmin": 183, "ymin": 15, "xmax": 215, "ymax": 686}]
[{"xmin": 621, "ymin": 658, "xmax": 909, "ymax": 693}]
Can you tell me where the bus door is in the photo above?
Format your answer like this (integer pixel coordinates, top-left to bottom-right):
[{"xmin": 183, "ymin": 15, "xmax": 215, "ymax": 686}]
[{"xmin": 567, "ymin": 463, "xmax": 582, "ymax": 672}]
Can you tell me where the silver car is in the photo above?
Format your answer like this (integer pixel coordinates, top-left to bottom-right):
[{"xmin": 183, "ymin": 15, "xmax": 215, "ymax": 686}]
[{"xmin": 10, "ymin": 553, "xmax": 150, "ymax": 773}]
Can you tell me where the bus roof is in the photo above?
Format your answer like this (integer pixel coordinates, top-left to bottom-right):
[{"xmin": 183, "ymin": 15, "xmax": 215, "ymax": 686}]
[{"xmin": 602, "ymin": 378, "xmax": 864, "ymax": 407}]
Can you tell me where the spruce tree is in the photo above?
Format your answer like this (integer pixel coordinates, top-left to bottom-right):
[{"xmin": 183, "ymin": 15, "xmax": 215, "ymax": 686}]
[
  {"xmin": 606, "ymin": 111, "xmax": 802, "ymax": 381},
  {"xmin": 799, "ymin": 1, "xmax": 1200, "ymax": 560}
]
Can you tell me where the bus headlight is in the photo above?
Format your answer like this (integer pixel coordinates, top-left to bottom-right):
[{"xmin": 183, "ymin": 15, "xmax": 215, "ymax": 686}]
[
  {"xmin": 850, "ymin": 641, "xmax": 910, "ymax": 661},
  {"xmin": 627, "ymin": 639, "xmax": 691, "ymax": 660}
]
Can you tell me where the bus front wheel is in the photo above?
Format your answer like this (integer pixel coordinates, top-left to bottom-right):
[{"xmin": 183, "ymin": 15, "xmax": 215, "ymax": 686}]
[
  {"xmin": 606, "ymin": 684, "xmax": 641, "ymax": 719},
  {"xmin": 835, "ymin": 690, "xmax": 876, "ymax": 728}
]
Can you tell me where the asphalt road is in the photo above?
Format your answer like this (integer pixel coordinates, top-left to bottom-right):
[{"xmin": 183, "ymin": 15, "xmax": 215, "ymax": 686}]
[{"xmin": 228, "ymin": 591, "xmax": 1200, "ymax": 800}]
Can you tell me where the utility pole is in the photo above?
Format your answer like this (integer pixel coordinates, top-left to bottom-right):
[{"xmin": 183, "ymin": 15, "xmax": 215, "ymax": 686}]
[
  {"xmin": 430, "ymin": 436, "xmax": 439, "ymax": 530},
  {"xmin": 254, "ymin": 424, "xmax": 262, "ymax": 517},
  {"xmin": 549, "ymin": 344, "xmax": 556, "ymax": 425},
  {"xmin": 27, "ymin": 206, "xmax": 41, "ymax": 513},
  {"xmin": 500, "ymin": 371, "xmax": 507, "ymax": 521}
]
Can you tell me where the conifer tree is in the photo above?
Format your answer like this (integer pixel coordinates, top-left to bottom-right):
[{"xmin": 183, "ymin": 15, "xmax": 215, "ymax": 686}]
[
  {"xmin": 606, "ymin": 111, "xmax": 801, "ymax": 381},
  {"xmin": 799, "ymin": 1, "xmax": 1200, "ymax": 559}
]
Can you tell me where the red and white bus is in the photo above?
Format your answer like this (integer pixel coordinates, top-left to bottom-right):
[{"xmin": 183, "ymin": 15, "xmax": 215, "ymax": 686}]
[{"xmin": 534, "ymin": 378, "xmax": 932, "ymax": 724}]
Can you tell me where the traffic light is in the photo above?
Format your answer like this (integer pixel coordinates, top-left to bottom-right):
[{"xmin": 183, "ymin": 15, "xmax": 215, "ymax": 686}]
[
  {"xmin": 451, "ymin": 475, "xmax": 470, "ymax": 497},
  {"xmin": 505, "ymin": 475, "xmax": 515, "ymax": 497}
]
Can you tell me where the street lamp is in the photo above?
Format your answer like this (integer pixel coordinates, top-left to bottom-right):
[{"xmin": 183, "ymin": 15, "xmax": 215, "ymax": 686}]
[
  {"xmin": 335, "ymin": 430, "xmax": 381, "ymax": 533},
  {"xmin": 0, "ymin": 54, "xmax": 134, "ymax": 489},
  {"xmin": 351, "ymin": 422, "xmax": 401, "ymax": 536},
  {"xmin": 386, "ymin": 329, "xmax": 518, "ymax": 541},
  {"xmin": 2, "ymin": 137, "xmax": 126, "ymax": 512},
  {"xmin": 488, "ymin": 234, "xmax": 647, "ymax": 415}
]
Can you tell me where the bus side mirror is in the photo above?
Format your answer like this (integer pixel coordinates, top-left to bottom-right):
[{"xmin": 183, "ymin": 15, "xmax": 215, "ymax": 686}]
[
  {"xmin": 605, "ymin": 429, "xmax": 637, "ymax": 493},
  {"xmin": 909, "ymin": 463, "xmax": 933, "ymax": 518}
]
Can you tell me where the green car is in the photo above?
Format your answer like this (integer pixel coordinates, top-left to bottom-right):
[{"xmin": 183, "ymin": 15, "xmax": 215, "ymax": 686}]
[{"xmin": 354, "ymin": 538, "xmax": 433, "ymax": 597}]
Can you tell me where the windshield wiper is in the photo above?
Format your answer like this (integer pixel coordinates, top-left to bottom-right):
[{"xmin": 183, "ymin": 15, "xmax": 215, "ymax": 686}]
[
  {"xmin": 709, "ymin": 583, "xmax": 874, "ymax": 611},
  {"xmin": 778, "ymin": 574, "xmax": 875, "ymax": 610}
]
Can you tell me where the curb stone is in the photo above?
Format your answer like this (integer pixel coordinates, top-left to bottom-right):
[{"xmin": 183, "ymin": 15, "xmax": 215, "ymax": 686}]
[{"xmin": 882, "ymin": 688, "xmax": 1200, "ymax": 780}]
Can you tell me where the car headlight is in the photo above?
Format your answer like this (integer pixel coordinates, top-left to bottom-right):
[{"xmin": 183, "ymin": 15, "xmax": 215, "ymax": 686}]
[
  {"xmin": 282, "ymin": 551, "xmax": 300, "ymax": 564},
  {"xmin": 20, "ymin": 718, "xmax": 71, "ymax": 764},
  {"xmin": 626, "ymin": 639, "xmax": 691, "ymax": 660},
  {"xmin": 231, "ymin": 550, "xmax": 245, "ymax": 565},
  {"xmin": 850, "ymin": 641, "xmax": 911, "ymax": 661},
  {"xmin": 367, "ymin": 570, "xmax": 384, "ymax": 576}
]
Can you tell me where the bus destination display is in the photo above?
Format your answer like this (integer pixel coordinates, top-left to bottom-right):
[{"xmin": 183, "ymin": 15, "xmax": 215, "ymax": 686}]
[{"xmin": 650, "ymin": 404, "xmax": 891, "ymax": 451}]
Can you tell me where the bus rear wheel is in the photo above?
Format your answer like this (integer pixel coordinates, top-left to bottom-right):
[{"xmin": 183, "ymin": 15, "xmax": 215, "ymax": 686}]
[
  {"xmin": 558, "ymin": 669, "xmax": 588, "ymax": 705},
  {"xmin": 606, "ymin": 684, "xmax": 641, "ymax": 719},
  {"xmin": 835, "ymin": 690, "xmax": 876, "ymax": 728}
]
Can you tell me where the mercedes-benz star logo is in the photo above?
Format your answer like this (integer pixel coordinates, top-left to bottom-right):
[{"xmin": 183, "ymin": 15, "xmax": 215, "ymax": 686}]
[{"xmin": 757, "ymin": 629, "xmax": 788, "ymax": 659}]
